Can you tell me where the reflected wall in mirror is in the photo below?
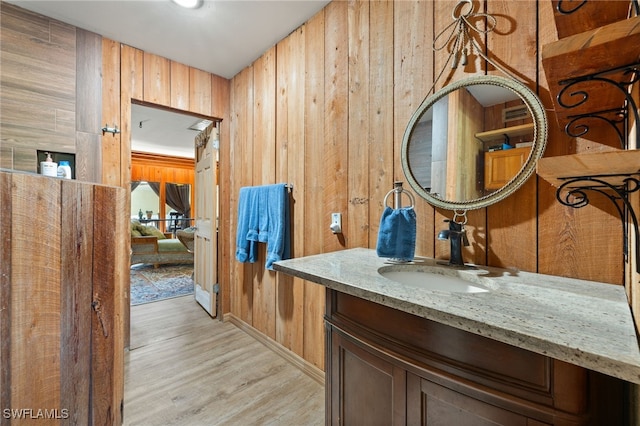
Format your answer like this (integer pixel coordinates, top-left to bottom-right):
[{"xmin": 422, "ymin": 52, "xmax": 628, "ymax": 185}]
[
  {"xmin": 401, "ymin": 75, "xmax": 547, "ymax": 210},
  {"xmin": 131, "ymin": 181, "xmax": 160, "ymax": 221}
]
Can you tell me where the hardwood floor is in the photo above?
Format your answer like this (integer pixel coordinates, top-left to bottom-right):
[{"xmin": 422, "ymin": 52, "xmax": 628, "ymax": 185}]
[{"xmin": 124, "ymin": 296, "xmax": 325, "ymax": 425}]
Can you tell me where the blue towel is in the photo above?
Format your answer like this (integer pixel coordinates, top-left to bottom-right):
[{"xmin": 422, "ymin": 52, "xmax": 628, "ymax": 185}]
[
  {"xmin": 235, "ymin": 184, "xmax": 291, "ymax": 270},
  {"xmin": 376, "ymin": 206, "xmax": 416, "ymax": 261}
]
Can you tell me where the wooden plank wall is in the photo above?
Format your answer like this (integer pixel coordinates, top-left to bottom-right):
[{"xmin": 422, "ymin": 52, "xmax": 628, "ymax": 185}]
[
  {"xmin": 0, "ymin": 3, "xmax": 102, "ymax": 183},
  {"xmin": 224, "ymin": 0, "xmax": 630, "ymax": 372},
  {"xmin": 2, "ymin": 0, "xmax": 636, "ymax": 384},
  {"xmin": 0, "ymin": 170, "xmax": 126, "ymax": 425}
]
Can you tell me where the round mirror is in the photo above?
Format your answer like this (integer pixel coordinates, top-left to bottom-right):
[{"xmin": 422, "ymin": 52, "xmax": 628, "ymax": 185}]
[{"xmin": 401, "ymin": 75, "xmax": 547, "ymax": 210}]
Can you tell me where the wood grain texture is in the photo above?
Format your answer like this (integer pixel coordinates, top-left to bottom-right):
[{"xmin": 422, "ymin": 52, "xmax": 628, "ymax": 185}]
[
  {"xmin": 550, "ymin": 0, "xmax": 631, "ymax": 39},
  {"xmin": 101, "ymin": 37, "xmax": 121, "ymax": 186},
  {"xmin": 275, "ymin": 27, "xmax": 305, "ymax": 356},
  {"xmin": 130, "ymin": 152, "xmax": 195, "ymax": 227},
  {"xmin": 120, "ymin": 43, "xmax": 144, "ymax": 350},
  {"xmin": 347, "ymin": 0, "xmax": 370, "ymax": 249},
  {"xmin": 92, "ymin": 183, "xmax": 126, "ymax": 425},
  {"xmin": 60, "ymin": 180, "xmax": 94, "ymax": 425},
  {"xmin": 170, "ymin": 61, "xmax": 190, "ymax": 111},
  {"xmin": 303, "ymin": 9, "xmax": 327, "ymax": 370},
  {"xmin": 393, "ymin": 0, "xmax": 435, "ymax": 258},
  {"xmin": 212, "ymin": 75, "xmax": 232, "ymax": 316},
  {"xmin": 323, "ymin": 0, "xmax": 349, "ymax": 255},
  {"xmin": 0, "ymin": 172, "xmax": 11, "ymax": 419},
  {"xmin": 0, "ymin": 2, "xmax": 76, "ymax": 172},
  {"xmin": 77, "ymin": 29, "xmax": 102, "ymax": 135},
  {"xmin": 484, "ymin": 0, "xmax": 539, "ymax": 271},
  {"xmin": 232, "ymin": 66, "xmax": 254, "ymax": 325},
  {"xmin": 189, "ymin": 67, "xmax": 212, "ymax": 116},
  {"xmin": 368, "ymin": 0, "xmax": 394, "ymax": 250},
  {"xmin": 143, "ymin": 52, "xmax": 171, "ymax": 105},
  {"xmin": 11, "ymin": 173, "xmax": 62, "ymax": 413},
  {"xmin": 1, "ymin": 171, "xmax": 125, "ymax": 424},
  {"xmin": 124, "ymin": 297, "xmax": 324, "ymax": 425},
  {"xmin": 252, "ymin": 48, "xmax": 277, "ymax": 340}
]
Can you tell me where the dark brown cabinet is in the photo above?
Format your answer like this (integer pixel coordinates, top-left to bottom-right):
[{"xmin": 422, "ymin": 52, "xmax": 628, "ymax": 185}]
[
  {"xmin": 328, "ymin": 330, "xmax": 406, "ymax": 426},
  {"xmin": 325, "ymin": 289, "xmax": 626, "ymax": 425}
]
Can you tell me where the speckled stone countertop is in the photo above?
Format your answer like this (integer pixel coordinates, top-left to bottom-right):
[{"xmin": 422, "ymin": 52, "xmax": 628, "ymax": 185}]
[{"xmin": 273, "ymin": 247, "xmax": 640, "ymax": 384}]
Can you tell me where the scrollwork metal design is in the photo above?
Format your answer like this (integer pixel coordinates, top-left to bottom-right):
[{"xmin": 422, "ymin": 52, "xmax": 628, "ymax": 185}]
[
  {"xmin": 556, "ymin": 0, "xmax": 587, "ymax": 14},
  {"xmin": 556, "ymin": 175, "xmax": 640, "ymax": 273},
  {"xmin": 556, "ymin": 64, "xmax": 640, "ymax": 149},
  {"xmin": 564, "ymin": 108, "xmax": 626, "ymax": 147}
]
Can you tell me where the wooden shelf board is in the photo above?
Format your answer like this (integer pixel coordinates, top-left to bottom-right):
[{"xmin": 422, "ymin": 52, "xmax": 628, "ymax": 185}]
[
  {"xmin": 542, "ymin": 16, "xmax": 640, "ymax": 130},
  {"xmin": 537, "ymin": 150, "xmax": 640, "ymax": 188},
  {"xmin": 475, "ymin": 123, "xmax": 534, "ymax": 143},
  {"xmin": 551, "ymin": 1, "xmax": 630, "ymax": 40},
  {"xmin": 542, "ymin": 16, "xmax": 640, "ymax": 81}
]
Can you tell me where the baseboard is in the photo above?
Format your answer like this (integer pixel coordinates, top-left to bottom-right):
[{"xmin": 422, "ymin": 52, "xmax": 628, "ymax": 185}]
[{"xmin": 226, "ymin": 314, "xmax": 325, "ymax": 386}]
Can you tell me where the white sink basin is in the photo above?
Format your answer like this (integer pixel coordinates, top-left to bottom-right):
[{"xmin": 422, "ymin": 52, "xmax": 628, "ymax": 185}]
[{"xmin": 379, "ymin": 266, "xmax": 489, "ymax": 294}]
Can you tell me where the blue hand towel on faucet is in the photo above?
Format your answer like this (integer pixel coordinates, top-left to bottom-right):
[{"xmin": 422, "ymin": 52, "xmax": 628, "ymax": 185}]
[
  {"xmin": 235, "ymin": 183, "xmax": 290, "ymax": 270},
  {"xmin": 376, "ymin": 206, "xmax": 416, "ymax": 261}
]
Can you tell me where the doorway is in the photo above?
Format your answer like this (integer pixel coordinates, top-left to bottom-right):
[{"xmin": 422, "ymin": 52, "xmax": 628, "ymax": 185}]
[{"xmin": 128, "ymin": 102, "xmax": 220, "ymax": 344}]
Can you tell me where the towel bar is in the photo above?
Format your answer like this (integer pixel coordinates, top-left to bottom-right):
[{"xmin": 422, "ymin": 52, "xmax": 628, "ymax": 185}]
[{"xmin": 384, "ymin": 182, "xmax": 415, "ymax": 209}]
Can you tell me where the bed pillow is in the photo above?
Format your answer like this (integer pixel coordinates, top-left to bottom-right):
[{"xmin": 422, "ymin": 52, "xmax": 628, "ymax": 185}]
[{"xmin": 139, "ymin": 225, "xmax": 166, "ymax": 239}]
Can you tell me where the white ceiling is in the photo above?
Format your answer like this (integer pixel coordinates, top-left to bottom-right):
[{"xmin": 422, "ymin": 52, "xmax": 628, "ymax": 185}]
[
  {"xmin": 7, "ymin": 0, "xmax": 331, "ymax": 158},
  {"xmin": 131, "ymin": 104, "xmax": 212, "ymax": 158}
]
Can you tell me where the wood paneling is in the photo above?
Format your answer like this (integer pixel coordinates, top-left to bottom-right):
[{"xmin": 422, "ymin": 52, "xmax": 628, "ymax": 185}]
[
  {"xmin": 3, "ymin": 0, "xmax": 636, "ymax": 391},
  {"xmin": 189, "ymin": 67, "xmax": 212, "ymax": 116},
  {"xmin": 347, "ymin": 0, "xmax": 370, "ymax": 249},
  {"xmin": 252, "ymin": 48, "xmax": 277, "ymax": 340},
  {"xmin": 170, "ymin": 61, "xmax": 190, "ymax": 111},
  {"xmin": 393, "ymin": 0, "xmax": 434, "ymax": 259},
  {"xmin": 224, "ymin": 0, "xmax": 633, "ymax": 372},
  {"xmin": 131, "ymin": 152, "xmax": 196, "ymax": 222},
  {"xmin": 143, "ymin": 52, "xmax": 171, "ymax": 105},
  {"xmin": 303, "ymin": 9, "xmax": 327, "ymax": 370},
  {"xmin": 0, "ymin": 2, "xmax": 76, "ymax": 173},
  {"xmin": 101, "ymin": 38, "xmax": 121, "ymax": 186},
  {"xmin": 0, "ymin": 170, "xmax": 125, "ymax": 425}
]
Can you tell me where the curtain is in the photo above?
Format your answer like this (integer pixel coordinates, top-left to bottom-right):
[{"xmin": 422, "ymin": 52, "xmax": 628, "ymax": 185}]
[
  {"xmin": 148, "ymin": 181, "xmax": 161, "ymax": 196},
  {"xmin": 165, "ymin": 183, "xmax": 191, "ymax": 224}
]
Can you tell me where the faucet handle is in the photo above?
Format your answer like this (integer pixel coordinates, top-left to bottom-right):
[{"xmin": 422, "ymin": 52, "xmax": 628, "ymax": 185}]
[{"xmin": 461, "ymin": 228, "xmax": 470, "ymax": 247}]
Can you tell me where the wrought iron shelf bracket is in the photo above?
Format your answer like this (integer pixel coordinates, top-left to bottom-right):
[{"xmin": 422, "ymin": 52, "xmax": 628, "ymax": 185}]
[
  {"xmin": 556, "ymin": 174, "xmax": 640, "ymax": 273},
  {"xmin": 556, "ymin": 62, "xmax": 640, "ymax": 148},
  {"xmin": 557, "ymin": 0, "xmax": 640, "ymax": 16}
]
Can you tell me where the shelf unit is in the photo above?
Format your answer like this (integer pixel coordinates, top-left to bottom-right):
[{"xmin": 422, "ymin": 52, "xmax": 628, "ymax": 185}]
[
  {"xmin": 474, "ymin": 123, "xmax": 534, "ymax": 144},
  {"xmin": 538, "ymin": 4, "xmax": 640, "ymax": 274}
]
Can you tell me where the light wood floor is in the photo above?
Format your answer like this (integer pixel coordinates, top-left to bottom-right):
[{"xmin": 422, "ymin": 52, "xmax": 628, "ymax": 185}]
[{"xmin": 124, "ymin": 295, "xmax": 325, "ymax": 425}]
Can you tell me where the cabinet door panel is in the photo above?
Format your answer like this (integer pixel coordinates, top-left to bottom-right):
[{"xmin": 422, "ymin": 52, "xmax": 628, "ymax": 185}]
[
  {"xmin": 408, "ymin": 373, "xmax": 543, "ymax": 426},
  {"xmin": 329, "ymin": 328, "xmax": 406, "ymax": 426}
]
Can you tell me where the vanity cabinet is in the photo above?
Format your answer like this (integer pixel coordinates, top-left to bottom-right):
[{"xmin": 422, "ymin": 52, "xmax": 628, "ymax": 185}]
[{"xmin": 325, "ymin": 289, "xmax": 625, "ymax": 425}]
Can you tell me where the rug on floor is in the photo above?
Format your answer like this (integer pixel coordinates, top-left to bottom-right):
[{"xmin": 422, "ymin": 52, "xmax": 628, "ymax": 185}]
[{"xmin": 130, "ymin": 263, "xmax": 194, "ymax": 305}]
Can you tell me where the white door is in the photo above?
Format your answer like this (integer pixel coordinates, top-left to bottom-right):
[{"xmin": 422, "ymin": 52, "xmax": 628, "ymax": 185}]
[{"xmin": 194, "ymin": 123, "xmax": 218, "ymax": 316}]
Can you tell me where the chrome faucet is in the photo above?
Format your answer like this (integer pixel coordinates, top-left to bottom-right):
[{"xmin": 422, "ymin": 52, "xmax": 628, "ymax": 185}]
[{"xmin": 437, "ymin": 219, "xmax": 469, "ymax": 266}]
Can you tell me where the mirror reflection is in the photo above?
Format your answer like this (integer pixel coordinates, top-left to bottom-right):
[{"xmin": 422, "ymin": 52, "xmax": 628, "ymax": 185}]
[{"xmin": 402, "ymin": 76, "xmax": 547, "ymax": 210}]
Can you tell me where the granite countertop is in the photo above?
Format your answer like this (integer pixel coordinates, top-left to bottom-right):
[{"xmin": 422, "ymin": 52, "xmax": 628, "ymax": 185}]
[{"xmin": 273, "ymin": 247, "xmax": 640, "ymax": 384}]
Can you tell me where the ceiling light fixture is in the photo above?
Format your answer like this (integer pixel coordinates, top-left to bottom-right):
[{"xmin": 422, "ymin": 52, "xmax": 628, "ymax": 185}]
[
  {"xmin": 171, "ymin": 0, "xmax": 203, "ymax": 9},
  {"xmin": 188, "ymin": 118, "xmax": 213, "ymax": 131}
]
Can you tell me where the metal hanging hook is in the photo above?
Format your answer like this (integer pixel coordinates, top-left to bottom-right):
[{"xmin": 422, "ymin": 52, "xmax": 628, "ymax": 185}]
[{"xmin": 452, "ymin": 209, "xmax": 468, "ymax": 225}]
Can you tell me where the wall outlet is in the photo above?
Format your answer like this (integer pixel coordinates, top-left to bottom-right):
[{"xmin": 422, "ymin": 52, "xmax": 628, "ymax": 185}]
[{"xmin": 330, "ymin": 213, "xmax": 342, "ymax": 234}]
